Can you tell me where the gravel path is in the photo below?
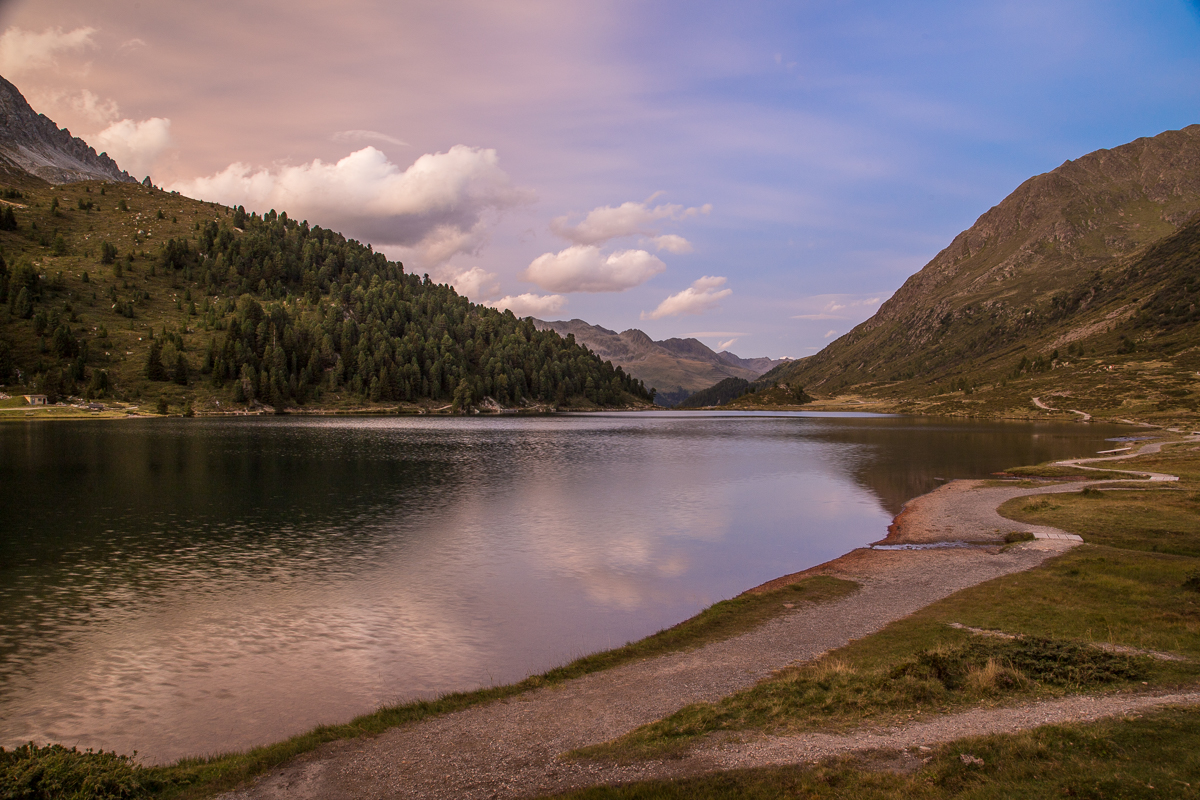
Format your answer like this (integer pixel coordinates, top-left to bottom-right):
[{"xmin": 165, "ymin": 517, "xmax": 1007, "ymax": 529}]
[
  {"xmin": 668, "ymin": 689, "xmax": 1200, "ymax": 776},
  {"xmin": 222, "ymin": 542, "xmax": 1078, "ymax": 800},
  {"xmin": 883, "ymin": 436, "xmax": 1190, "ymax": 545},
  {"xmin": 222, "ymin": 440, "xmax": 1191, "ymax": 800},
  {"xmin": 880, "ymin": 480, "xmax": 1080, "ymax": 545}
]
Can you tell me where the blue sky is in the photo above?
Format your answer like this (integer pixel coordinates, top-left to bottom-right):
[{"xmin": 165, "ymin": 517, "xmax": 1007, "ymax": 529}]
[{"xmin": 3, "ymin": 1, "xmax": 1199, "ymax": 357}]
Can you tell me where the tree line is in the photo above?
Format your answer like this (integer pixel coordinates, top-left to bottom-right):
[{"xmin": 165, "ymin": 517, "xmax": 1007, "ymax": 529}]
[{"xmin": 145, "ymin": 208, "xmax": 651, "ymax": 408}]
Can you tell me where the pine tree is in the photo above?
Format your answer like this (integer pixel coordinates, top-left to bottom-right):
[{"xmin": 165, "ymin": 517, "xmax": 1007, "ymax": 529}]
[
  {"xmin": 173, "ymin": 352, "xmax": 189, "ymax": 385},
  {"xmin": 13, "ymin": 287, "xmax": 31, "ymax": 319},
  {"xmin": 145, "ymin": 339, "xmax": 167, "ymax": 381}
]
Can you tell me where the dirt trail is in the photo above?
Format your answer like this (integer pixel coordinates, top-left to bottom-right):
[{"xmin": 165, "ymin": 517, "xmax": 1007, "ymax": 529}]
[
  {"xmin": 658, "ymin": 690, "xmax": 1200, "ymax": 778},
  {"xmin": 1031, "ymin": 396, "xmax": 1092, "ymax": 421},
  {"xmin": 223, "ymin": 542, "xmax": 1077, "ymax": 800},
  {"xmin": 221, "ymin": 439, "xmax": 1190, "ymax": 800},
  {"xmin": 1052, "ymin": 435, "xmax": 1195, "ymax": 481}
]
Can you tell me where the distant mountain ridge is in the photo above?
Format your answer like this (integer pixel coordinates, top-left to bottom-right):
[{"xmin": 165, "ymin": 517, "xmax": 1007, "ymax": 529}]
[
  {"xmin": 0, "ymin": 75, "xmax": 136, "ymax": 185},
  {"xmin": 533, "ymin": 318, "xmax": 788, "ymax": 403},
  {"xmin": 754, "ymin": 124, "xmax": 1200, "ymax": 421}
]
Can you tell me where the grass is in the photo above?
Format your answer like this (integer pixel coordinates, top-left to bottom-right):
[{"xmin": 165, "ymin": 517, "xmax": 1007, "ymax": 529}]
[
  {"xmin": 574, "ymin": 542, "xmax": 1200, "ymax": 762},
  {"xmin": 544, "ymin": 706, "xmax": 1200, "ymax": 799},
  {"xmin": 999, "ymin": 488, "xmax": 1200, "ymax": 557},
  {"xmin": 1106, "ymin": 444, "xmax": 1200, "ymax": 484},
  {"xmin": 536, "ymin": 576, "xmax": 857, "ymax": 678},
  {"xmin": 998, "ymin": 465, "xmax": 1147, "ymax": 480},
  {"xmin": 0, "ymin": 575, "xmax": 855, "ymax": 800},
  {"xmin": 573, "ymin": 632, "xmax": 1159, "ymax": 762}
]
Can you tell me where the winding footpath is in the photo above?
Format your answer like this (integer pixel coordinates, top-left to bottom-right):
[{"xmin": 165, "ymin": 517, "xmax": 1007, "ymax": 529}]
[{"xmin": 223, "ymin": 439, "xmax": 1197, "ymax": 800}]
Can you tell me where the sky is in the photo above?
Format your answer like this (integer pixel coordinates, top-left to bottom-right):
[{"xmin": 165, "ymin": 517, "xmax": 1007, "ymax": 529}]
[{"xmin": 2, "ymin": 1, "xmax": 1199, "ymax": 359}]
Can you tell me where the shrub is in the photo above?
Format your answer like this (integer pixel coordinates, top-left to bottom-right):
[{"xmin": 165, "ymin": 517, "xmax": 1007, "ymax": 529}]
[
  {"xmin": 0, "ymin": 742, "xmax": 148, "ymax": 799},
  {"xmin": 1184, "ymin": 571, "xmax": 1200, "ymax": 593}
]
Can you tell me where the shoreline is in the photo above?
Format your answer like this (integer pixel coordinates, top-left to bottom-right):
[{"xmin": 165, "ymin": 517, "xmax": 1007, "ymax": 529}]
[
  {"xmin": 216, "ymin": 440, "xmax": 1186, "ymax": 799},
  {"xmin": 222, "ymin": 477, "xmax": 1104, "ymax": 799},
  {"xmin": 6, "ymin": 425, "xmax": 1185, "ymax": 798}
]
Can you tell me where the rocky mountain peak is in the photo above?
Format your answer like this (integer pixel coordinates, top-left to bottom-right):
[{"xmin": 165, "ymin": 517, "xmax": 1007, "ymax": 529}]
[{"xmin": 0, "ymin": 74, "xmax": 137, "ymax": 185}]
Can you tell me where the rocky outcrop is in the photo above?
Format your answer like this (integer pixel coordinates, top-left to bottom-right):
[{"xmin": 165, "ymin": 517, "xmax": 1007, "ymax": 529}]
[{"xmin": 0, "ymin": 74, "xmax": 136, "ymax": 184}]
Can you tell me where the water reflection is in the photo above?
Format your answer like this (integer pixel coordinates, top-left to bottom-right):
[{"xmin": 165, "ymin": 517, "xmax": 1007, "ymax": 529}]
[{"xmin": 0, "ymin": 413, "xmax": 1129, "ymax": 762}]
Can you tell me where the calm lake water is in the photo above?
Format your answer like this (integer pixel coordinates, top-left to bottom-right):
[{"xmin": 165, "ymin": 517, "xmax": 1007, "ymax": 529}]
[{"xmin": 0, "ymin": 412, "xmax": 1130, "ymax": 762}]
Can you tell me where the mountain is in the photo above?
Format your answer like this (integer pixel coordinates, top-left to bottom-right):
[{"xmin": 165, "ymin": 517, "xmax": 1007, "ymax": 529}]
[
  {"xmin": 0, "ymin": 79, "xmax": 652, "ymax": 413},
  {"xmin": 0, "ymin": 76, "xmax": 136, "ymax": 185},
  {"xmin": 532, "ymin": 318, "xmax": 789, "ymax": 404},
  {"xmin": 755, "ymin": 124, "xmax": 1200, "ymax": 421}
]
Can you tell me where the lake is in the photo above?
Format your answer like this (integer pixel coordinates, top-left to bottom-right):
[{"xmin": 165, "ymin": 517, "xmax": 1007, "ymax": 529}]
[{"xmin": 0, "ymin": 412, "xmax": 1130, "ymax": 762}]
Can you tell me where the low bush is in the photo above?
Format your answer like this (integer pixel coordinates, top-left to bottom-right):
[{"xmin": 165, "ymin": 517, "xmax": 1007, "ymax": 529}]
[
  {"xmin": 0, "ymin": 743, "xmax": 153, "ymax": 799},
  {"xmin": 1184, "ymin": 570, "xmax": 1200, "ymax": 593}
]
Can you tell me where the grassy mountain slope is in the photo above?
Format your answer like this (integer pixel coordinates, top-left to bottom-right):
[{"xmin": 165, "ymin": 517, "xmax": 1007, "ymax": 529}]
[
  {"xmin": 533, "ymin": 318, "xmax": 787, "ymax": 404},
  {"xmin": 753, "ymin": 124, "xmax": 1200, "ymax": 422},
  {"xmin": 0, "ymin": 173, "xmax": 653, "ymax": 413}
]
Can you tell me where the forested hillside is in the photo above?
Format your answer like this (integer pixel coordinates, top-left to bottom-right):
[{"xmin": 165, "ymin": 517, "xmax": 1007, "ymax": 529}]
[
  {"xmin": 0, "ymin": 176, "xmax": 652, "ymax": 412},
  {"xmin": 673, "ymin": 377, "xmax": 752, "ymax": 409}
]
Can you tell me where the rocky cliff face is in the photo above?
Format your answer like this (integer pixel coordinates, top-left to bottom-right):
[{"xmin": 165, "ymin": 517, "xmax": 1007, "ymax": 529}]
[{"xmin": 0, "ymin": 75, "xmax": 136, "ymax": 185}]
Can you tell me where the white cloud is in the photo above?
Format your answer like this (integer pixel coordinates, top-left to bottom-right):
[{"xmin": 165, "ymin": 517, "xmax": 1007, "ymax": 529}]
[
  {"xmin": 717, "ymin": 338, "xmax": 738, "ymax": 350},
  {"xmin": 642, "ymin": 276, "xmax": 732, "ymax": 320},
  {"xmin": 71, "ymin": 89, "xmax": 120, "ymax": 126},
  {"xmin": 652, "ymin": 234, "xmax": 693, "ymax": 254},
  {"xmin": 93, "ymin": 117, "xmax": 172, "ymax": 180},
  {"xmin": 824, "ymin": 329, "xmax": 837, "ymax": 338},
  {"xmin": 23, "ymin": 87, "xmax": 120, "ymax": 129},
  {"xmin": 0, "ymin": 26, "xmax": 96, "ymax": 76},
  {"xmin": 523, "ymin": 245, "xmax": 665, "ymax": 293},
  {"xmin": 170, "ymin": 145, "xmax": 530, "ymax": 268},
  {"xmin": 332, "ymin": 129, "xmax": 409, "ymax": 148},
  {"xmin": 485, "ymin": 293, "xmax": 566, "ymax": 317},
  {"xmin": 790, "ymin": 293, "xmax": 888, "ymax": 320},
  {"xmin": 550, "ymin": 200, "xmax": 711, "ymax": 245},
  {"xmin": 450, "ymin": 267, "xmax": 500, "ymax": 301}
]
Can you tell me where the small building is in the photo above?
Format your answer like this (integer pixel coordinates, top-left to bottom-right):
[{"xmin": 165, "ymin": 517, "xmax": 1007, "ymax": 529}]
[{"xmin": 24, "ymin": 394, "xmax": 47, "ymax": 406}]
